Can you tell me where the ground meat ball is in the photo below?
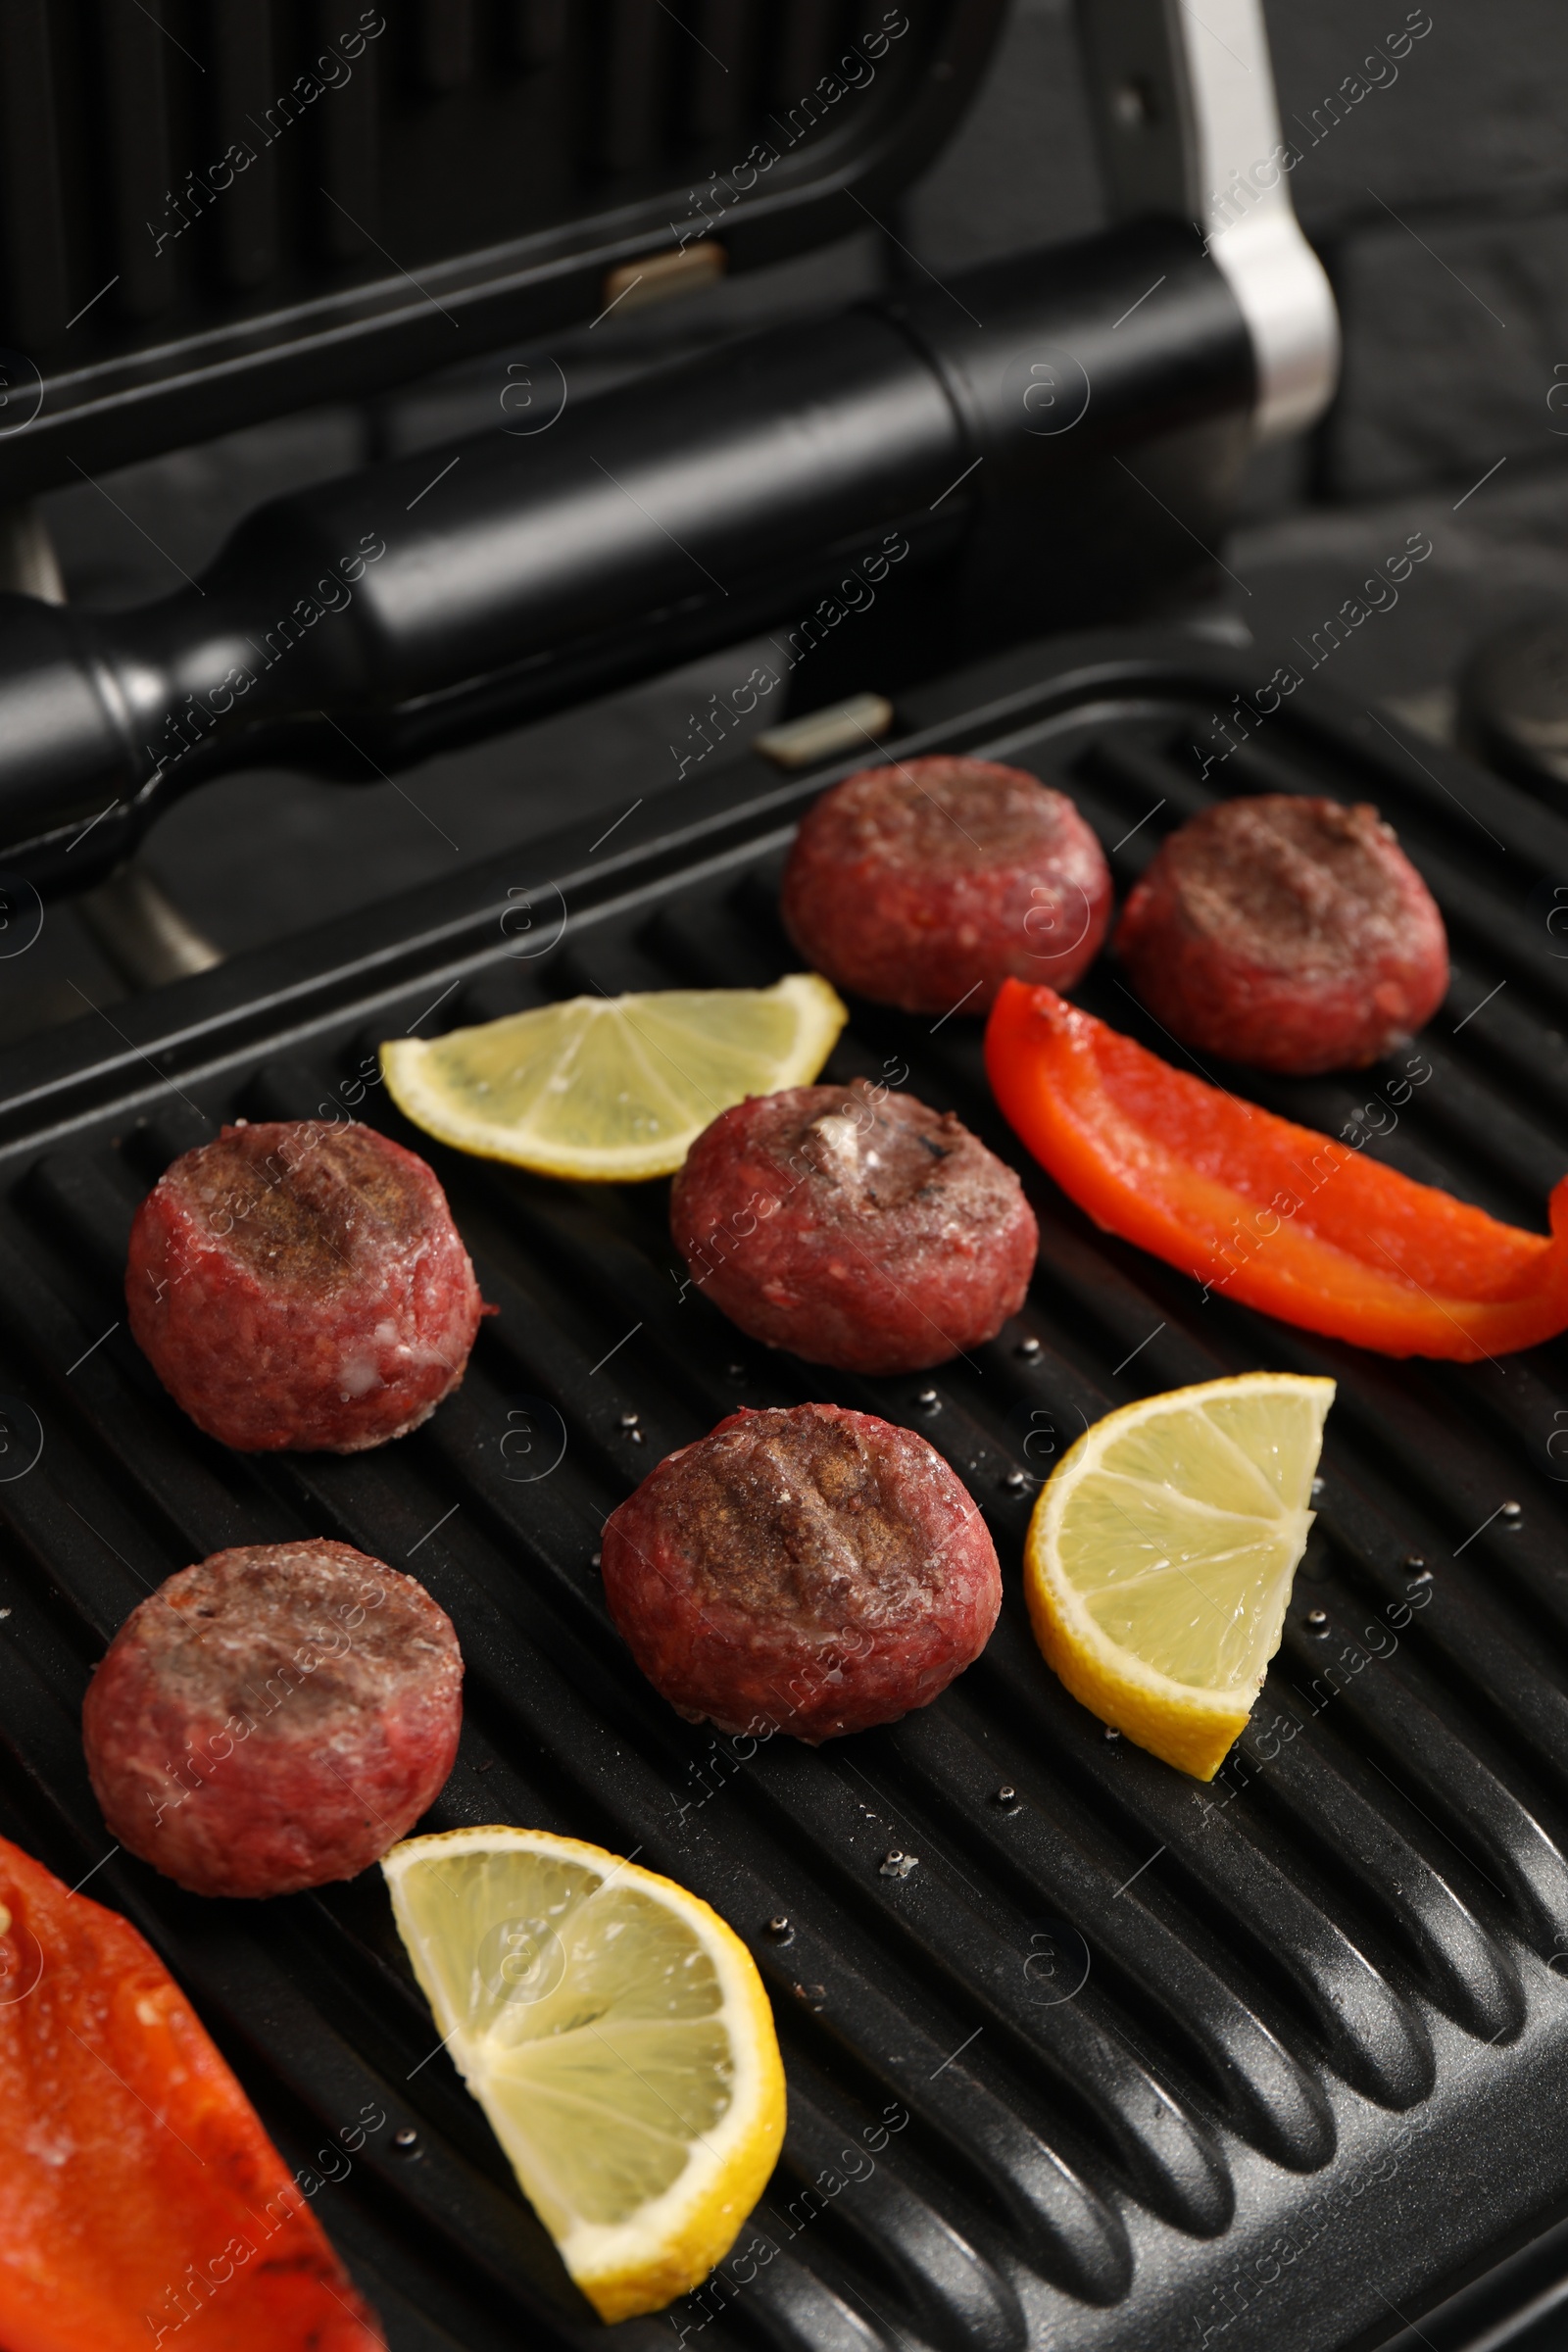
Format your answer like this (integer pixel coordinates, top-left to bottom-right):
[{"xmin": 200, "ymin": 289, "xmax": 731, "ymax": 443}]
[
  {"xmin": 1115, "ymin": 795, "xmax": 1449, "ymax": 1075},
  {"xmin": 670, "ymin": 1079, "xmax": 1037, "ymax": 1374},
  {"xmin": 82, "ymin": 1541, "xmax": 463, "ymax": 1898},
  {"xmin": 127, "ymin": 1120, "xmax": 484, "ymax": 1452},
  {"xmin": 602, "ymin": 1404, "xmax": 1000, "ymax": 1741},
  {"xmin": 781, "ymin": 757, "xmax": 1112, "ymax": 1015}
]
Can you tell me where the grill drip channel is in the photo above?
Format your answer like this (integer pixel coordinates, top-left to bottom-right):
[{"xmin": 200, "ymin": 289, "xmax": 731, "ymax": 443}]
[{"xmin": 1, "ymin": 634, "xmax": 1567, "ymax": 2349}]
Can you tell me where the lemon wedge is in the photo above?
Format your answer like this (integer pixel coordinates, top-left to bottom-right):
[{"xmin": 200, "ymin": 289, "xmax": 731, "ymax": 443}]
[
  {"xmin": 380, "ymin": 973, "xmax": 847, "ymax": 1181},
  {"xmin": 382, "ymin": 1827, "xmax": 786, "ymax": 2321},
  {"xmin": 1024, "ymin": 1373, "xmax": 1335, "ymax": 1780}
]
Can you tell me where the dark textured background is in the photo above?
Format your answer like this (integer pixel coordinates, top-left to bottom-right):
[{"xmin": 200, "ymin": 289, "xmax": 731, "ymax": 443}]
[{"xmin": 11, "ymin": 0, "xmax": 1568, "ymax": 1036}]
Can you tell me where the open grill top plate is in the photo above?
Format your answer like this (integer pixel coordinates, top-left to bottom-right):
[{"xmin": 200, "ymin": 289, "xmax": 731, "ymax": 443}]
[
  {"xmin": 0, "ymin": 0, "xmax": 1003, "ymax": 495},
  {"xmin": 1, "ymin": 632, "xmax": 1567, "ymax": 2352}
]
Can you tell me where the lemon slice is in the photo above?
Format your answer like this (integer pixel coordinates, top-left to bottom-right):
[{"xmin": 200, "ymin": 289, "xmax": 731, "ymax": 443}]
[
  {"xmin": 382, "ymin": 1827, "xmax": 786, "ymax": 2321},
  {"xmin": 380, "ymin": 973, "xmax": 847, "ymax": 1181},
  {"xmin": 1024, "ymin": 1373, "xmax": 1335, "ymax": 1780}
]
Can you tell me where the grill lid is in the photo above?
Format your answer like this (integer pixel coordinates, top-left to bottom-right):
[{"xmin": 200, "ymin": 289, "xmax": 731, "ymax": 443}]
[{"xmin": 0, "ymin": 0, "xmax": 1004, "ymax": 496}]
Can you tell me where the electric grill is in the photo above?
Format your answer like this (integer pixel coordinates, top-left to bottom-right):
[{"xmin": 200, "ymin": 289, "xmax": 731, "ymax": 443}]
[{"xmin": 0, "ymin": 7, "xmax": 1555, "ymax": 2350}]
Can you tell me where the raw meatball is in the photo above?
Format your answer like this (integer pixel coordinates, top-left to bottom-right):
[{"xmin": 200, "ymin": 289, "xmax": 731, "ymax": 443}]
[
  {"xmin": 127, "ymin": 1119, "xmax": 483, "ymax": 1452},
  {"xmin": 83, "ymin": 1541, "xmax": 462, "ymax": 1898},
  {"xmin": 671, "ymin": 1079, "xmax": 1037, "ymax": 1374},
  {"xmin": 1115, "ymin": 795, "xmax": 1448, "ymax": 1074},
  {"xmin": 602, "ymin": 1403, "xmax": 1000, "ymax": 1741},
  {"xmin": 781, "ymin": 757, "xmax": 1112, "ymax": 1015}
]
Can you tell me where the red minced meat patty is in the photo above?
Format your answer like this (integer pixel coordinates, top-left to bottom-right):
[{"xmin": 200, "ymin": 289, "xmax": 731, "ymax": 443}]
[
  {"xmin": 1115, "ymin": 795, "xmax": 1449, "ymax": 1075},
  {"xmin": 670, "ymin": 1079, "xmax": 1037, "ymax": 1374},
  {"xmin": 82, "ymin": 1541, "xmax": 463, "ymax": 1899},
  {"xmin": 126, "ymin": 1119, "xmax": 484, "ymax": 1453},
  {"xmin": 602, "ymin": 1403, "xmax": 1001, "ymax": 1742},
  {"xmin": 781, "ymin": 756, "xmax": 1112, "ymax": 1015}
]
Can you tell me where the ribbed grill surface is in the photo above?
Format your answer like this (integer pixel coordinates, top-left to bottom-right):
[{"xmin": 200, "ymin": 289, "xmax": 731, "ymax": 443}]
[
  {"xmin": 0, "ymin": 2, "xmax": 995, "ymax": 493},
  {"xmin": 0, "ymin": 1, "xmax": 925, "ymax": 346},
  {"xmin": 2, "ymin": 641, "xmax": 1567, "ymax": 2349}
]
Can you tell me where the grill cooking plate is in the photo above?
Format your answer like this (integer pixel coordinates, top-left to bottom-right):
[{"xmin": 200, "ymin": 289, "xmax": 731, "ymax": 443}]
[{"xmin": 2, "ymin": 632, "xmax": 1567, "ymax": 2351}]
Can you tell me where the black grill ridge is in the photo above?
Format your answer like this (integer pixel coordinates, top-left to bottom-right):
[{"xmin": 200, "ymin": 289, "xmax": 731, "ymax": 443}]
[{"xmin": 0, "ymin": 633, "xmax": 1566, "ymax": 2347}]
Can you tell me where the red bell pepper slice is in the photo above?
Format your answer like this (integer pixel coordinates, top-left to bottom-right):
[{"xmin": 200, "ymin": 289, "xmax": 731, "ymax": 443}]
[
  {"xmin": 985, "ymin": 978, "xmax": 1568, "ymax": 1361},
  {"xmin": 0, "ymin": 1833, "xmax": 384, "ymax": 2352}
]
